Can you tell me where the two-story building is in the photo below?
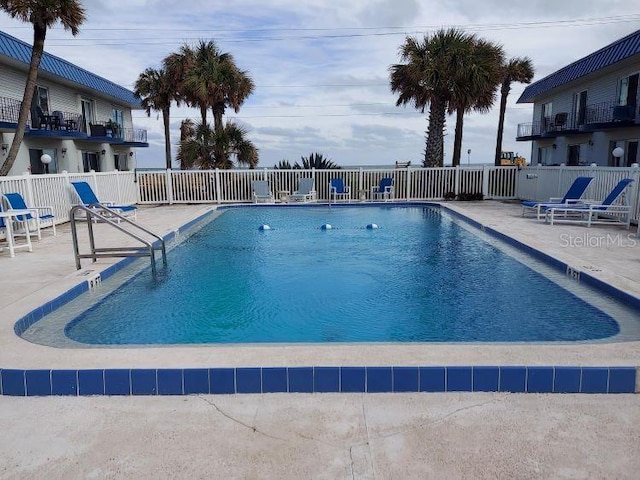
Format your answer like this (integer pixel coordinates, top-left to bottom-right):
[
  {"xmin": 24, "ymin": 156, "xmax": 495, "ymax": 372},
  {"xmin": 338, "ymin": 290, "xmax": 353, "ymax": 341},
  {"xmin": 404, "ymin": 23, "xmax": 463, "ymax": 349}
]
[
  {"xmin": 516, "ymin": 29, "xmax": 640, "ymax": 168},
  {"xmin": 0, "ymin": 30, "xmax": 147, "ymax": 176}
]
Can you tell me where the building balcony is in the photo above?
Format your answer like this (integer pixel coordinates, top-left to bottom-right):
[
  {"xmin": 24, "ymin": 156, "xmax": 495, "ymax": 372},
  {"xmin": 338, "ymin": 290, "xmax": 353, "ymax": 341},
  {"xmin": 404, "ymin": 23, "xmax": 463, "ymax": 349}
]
[
  {"xmin": 581, "ymin": 100, "xmax": 638, "ymax": 131},
  {"xmin": 0, "ymin": 95, "xmax": 147, "ymax": 147}
]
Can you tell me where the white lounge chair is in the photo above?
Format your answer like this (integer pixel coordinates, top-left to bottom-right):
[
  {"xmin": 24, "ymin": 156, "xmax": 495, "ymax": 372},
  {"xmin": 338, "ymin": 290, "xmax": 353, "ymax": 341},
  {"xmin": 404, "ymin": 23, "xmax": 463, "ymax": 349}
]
[
  {"xmin": 522, "ymin": 176, "xmax": 594, "ymax": 219},
  {"xmin": 252, "ymin": 181, "xmax": 274, "ymax": 203},
  {"xmin": 2, "ymin": 192, "xmax": 56, "ymax": 240},
  {"xmin": 546, "ymin": 178, "xmax": 634, "ymax": 228},
  {"xmin": 288, "ymin": 178, "xmax": 316, "ymax": 202}
]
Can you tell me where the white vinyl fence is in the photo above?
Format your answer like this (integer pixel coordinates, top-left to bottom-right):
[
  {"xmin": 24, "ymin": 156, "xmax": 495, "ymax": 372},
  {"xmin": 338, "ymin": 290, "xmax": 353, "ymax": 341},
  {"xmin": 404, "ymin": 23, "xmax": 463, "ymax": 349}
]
[
  {"xmin": 1, "ymin": 165, "xmax": 639, "ymax": 229},
  {"xmin": 0, "ymin": 170, "xmax": 136, "ymax": 225},
  {"xmin": 136, "ymin": 166, "xmax": 519, "ymax": 205},
  {"xmin": 516, "ymin": 165, "xmax": 640, "ymax": 224}
]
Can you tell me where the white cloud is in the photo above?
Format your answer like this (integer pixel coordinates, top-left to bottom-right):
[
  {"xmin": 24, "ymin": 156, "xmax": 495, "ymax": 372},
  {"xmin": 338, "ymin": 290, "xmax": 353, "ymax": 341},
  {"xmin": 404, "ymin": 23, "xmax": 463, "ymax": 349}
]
[{"xmin": 1, "ymin": 0, "xmax": 639, "ymax": 168}]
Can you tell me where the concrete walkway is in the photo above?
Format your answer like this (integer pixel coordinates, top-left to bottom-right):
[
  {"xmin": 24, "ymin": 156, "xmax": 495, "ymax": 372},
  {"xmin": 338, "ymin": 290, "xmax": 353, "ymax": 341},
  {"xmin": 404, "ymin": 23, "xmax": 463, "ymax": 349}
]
[{"xmin": 1, "ymin": 393, "xmax": 639, "ymax": 479}]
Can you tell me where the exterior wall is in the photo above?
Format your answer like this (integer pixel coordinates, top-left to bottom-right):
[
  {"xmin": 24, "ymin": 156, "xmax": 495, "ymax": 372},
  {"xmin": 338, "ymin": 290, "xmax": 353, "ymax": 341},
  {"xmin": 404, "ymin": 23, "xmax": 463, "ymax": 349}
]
[
  {"xmin": 0, "ymin": 63, "xmax": 140, "ymax": 176},
  {"xmin": 526, "ymin": 59, "xmax": 640, "ymax": 167}
]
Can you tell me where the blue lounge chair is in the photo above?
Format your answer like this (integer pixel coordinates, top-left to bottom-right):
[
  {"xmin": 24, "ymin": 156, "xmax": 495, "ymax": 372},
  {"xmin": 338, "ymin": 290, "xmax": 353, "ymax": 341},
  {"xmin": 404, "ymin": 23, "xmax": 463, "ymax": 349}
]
[
  {"xmin": 546, "ymin": 178, "xmax": 634, "ymax": 227},
  {"xmin": 371, "ymin": 177, "xmax": 394, "ymax": 201},
  {"xmin": 2, "ymin": 192, "xmax": 55, "ymax": 240},
  {"xmin": 71, "ymin": 181, "xmax": 137, "ymax": 219},
  {"xmin": 522, "ymin": 176, "xmax": 593, "ymax": 219},
  {"xmin": 288, "ymin": 178, "xmax": 316, "ymax": 202},
  {"xmin": 252, "ymin": 180, "xmax": 274, "ymax": 203},
  {"xmin": 329, "ymin": 178, "xmax": 351, "ymax": 202}
]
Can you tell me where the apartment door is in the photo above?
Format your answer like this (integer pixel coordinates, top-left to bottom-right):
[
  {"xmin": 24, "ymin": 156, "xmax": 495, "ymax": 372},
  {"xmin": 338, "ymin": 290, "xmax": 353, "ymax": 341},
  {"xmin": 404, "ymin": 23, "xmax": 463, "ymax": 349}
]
[
  {"xmin": 567, "ymin": 145, "xmax": 580, "ymax": 166},
  {"xmin": 627, "ymin": 141, "xmax": 638, "ymax": 167},
  {"xmin": 573, "ymin": 90, "xmax": 587, "ymax": 126},
  {"xmin": 82, "ymin": 152, "xmax": 100, "ymax": 172}
]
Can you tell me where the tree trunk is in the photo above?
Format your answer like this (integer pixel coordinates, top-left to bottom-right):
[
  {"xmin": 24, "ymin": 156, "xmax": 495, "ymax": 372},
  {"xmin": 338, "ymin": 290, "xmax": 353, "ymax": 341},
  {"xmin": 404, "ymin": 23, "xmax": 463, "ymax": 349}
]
[
  {"xmin": 452, "ymin": 108, "xmax": 465, "ymax": 167},
  {"xmin": 0, "ymin": 26, "xmax": 46, "ymax": 176},
  {"xmin": 494, "ymin": 81, "xmax": 510, "ymax": 166},
  {"xmin": 162, "ymin": 107, "xmax": 172, "ymax": 169},
  {"xmin": 212, "ymin": 104, "xmax": 225, "ymax": 134},
  {"xmin": 200, "ymin": 105, "xmax": 207, "ymax": 125},
  {"xmin": 424, "ymin": 99, "xmax": 446, "ymax": 167}
]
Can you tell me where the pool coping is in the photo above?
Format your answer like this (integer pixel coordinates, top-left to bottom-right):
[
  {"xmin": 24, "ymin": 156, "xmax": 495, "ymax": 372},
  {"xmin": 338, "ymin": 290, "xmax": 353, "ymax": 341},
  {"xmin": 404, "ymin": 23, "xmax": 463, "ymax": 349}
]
[{"xmin": 1, "ymin": 202, "xmax": 638, "ymax": 396}]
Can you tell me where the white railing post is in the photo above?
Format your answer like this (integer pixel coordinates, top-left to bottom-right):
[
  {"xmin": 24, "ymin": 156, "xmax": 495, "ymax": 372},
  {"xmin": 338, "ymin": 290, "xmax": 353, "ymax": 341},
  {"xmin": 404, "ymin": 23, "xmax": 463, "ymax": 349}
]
[
  {"xmin": 481, "ymin": 165, "xmax": 490, "ymax": 199},
  {"xmin": 630, "ymin": 164, "xmax": 640, "ymax": 223},
  {"xmin": 405, "ymin": 167, "xmax": 411, "ymax": 200},
  {"xmin": 263, "ymin": 167, "xmax": 268, "ymax": 181},
  {"xmin": 358, "ymin": 168, "xmax": 363, "ymax": 196},
  {"xmin": 23, "ymin": 171, "xmax": 35, "ymax": 207},
  {"xmin": 454, "ymin": 166, "xmax": 460, "ymax": 198},
  {"xmin": 215, "ymin": 168, "xmax": 222, "ymax": 204},
  {"xmin": 165, "ymin": 168, "xmax": 174, "ymax": 205},
  {"xmin": 115, "ymin": 170, "xmax": 122, "ymax": 204}
]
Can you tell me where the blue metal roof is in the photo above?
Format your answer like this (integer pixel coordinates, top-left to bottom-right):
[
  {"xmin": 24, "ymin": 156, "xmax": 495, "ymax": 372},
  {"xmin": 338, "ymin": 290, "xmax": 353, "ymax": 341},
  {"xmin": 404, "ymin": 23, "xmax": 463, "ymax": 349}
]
[
  {"xmin": 0, "ymin": 30, "xmax": 142, "ymax": 108},
  {"xmin": 517, "ymin": 29, "xmax": 640, "ymax": 103}
]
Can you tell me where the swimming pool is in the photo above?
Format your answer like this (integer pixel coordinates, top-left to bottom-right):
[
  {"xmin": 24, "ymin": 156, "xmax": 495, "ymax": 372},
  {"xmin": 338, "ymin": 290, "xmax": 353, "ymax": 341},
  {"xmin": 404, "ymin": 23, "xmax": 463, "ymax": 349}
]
[{"xmin": 36, "ymin": 205, "xmax": 629, "ymax": 345}]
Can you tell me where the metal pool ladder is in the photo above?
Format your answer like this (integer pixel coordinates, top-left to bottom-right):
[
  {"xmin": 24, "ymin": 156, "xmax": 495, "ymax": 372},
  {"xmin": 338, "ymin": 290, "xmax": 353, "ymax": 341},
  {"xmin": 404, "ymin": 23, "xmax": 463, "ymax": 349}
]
[{"xmin": 70, "ymin": 204, "xmax": 167, "ymax": 275}]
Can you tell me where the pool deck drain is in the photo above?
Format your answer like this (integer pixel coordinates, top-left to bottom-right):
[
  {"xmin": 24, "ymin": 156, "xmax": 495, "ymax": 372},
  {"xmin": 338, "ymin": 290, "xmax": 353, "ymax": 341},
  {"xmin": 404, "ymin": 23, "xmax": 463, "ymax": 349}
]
[{"xmin": 0, "ymin": 201, "xmax": 638, "ymax": 386}]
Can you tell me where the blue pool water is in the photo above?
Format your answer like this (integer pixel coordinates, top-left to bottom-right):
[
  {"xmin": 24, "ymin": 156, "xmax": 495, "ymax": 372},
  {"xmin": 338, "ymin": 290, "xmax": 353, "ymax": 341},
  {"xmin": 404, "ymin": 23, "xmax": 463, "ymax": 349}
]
[{"xmin": 64, "ymin": 206, "xmax": 620, "ymax": 344}]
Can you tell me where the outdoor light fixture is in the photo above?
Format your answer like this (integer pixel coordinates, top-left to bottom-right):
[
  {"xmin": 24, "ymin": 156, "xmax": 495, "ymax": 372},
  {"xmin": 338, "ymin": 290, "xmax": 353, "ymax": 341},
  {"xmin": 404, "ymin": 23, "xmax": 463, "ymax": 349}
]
[
  {"xmin": 129, "ymin": 151, "xmax": 134, "ymax": 157},
  {"xmin": 61, "ymin": 147, "xmax": 67, "ymax": 157},
  {"xmin": 612, "ymin": 146, "xmax": 624, "ymax": 158},
  {"xmin": 552, "ymin": 143, "xmax": 557, "ymax": 149},
  {"xmin": 40, "ymin": 153, "xmax": 52, "ymax": 174},
  {"xmin": 101, "ymin": 149, "xmax": 106, "ymax": 155},
  {"xmin": 588, "ymin": 139, "xmax": 594, "ymax": 147},
  {"xmin": 1, "ymin": 143, "xmax": 8, "ymax": 155}
]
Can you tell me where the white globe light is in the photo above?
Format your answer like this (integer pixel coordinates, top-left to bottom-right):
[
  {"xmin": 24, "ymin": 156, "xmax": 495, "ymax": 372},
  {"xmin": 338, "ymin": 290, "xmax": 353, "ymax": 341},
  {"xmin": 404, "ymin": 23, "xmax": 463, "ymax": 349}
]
[
  {"xmin": 40, "ymin": 153, "xmax": 52, "ymax": 164},
  {"xmin": 612, "ymin": 147, "xmax": 624, "ymax": 158}
]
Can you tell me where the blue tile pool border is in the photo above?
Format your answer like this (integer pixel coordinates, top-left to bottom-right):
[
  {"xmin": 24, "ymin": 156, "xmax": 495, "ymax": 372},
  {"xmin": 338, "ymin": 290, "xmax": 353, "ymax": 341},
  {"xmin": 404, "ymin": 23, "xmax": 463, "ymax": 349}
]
[
  {"xmin": 0, "ymin": 366, "xmax": 636, "ymax": 396},
  {"xmin": 5, "ymin": 203, "xmax": 639, "ymax": 397}
]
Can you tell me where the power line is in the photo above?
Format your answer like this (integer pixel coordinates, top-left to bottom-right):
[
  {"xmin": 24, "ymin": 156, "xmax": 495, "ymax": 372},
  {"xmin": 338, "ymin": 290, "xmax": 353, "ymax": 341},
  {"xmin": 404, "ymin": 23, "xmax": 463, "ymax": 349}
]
[{"xmin": 23, "ymin": 14, "xmax": 640, "ymax": 46}]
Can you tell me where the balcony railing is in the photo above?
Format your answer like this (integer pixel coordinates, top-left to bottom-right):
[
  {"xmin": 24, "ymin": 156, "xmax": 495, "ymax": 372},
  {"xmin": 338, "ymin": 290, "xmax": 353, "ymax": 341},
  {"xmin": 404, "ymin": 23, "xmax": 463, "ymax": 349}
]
[
  {"xmin": 585, "ymin": 100, "xmax": 637, "ymax": 125},
  {"xmin": 123, "ymin": 128, "xmax": 147, "ymax": 143},
  {"xmin": 0, "ymin": 96, "xmax": 21, "ymax": 124}
]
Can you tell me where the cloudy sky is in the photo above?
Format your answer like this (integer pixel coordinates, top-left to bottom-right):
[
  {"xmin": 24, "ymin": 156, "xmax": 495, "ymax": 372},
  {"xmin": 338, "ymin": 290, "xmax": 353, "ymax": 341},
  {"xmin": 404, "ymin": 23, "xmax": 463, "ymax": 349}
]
[{"xmin": 2, "ymin": 0, "xmax": 640, "ymax": 168}]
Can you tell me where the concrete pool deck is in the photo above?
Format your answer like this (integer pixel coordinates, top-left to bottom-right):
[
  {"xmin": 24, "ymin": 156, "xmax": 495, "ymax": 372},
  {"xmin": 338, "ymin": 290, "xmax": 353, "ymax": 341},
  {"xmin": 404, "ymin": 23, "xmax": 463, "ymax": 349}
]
[
  {"xmin": 0, "ymin": 201, "xmax": 639, "ymax": 370},
  {"xmin": 2, "ymin": 201, "xmax": 639, "ymax": 479}
]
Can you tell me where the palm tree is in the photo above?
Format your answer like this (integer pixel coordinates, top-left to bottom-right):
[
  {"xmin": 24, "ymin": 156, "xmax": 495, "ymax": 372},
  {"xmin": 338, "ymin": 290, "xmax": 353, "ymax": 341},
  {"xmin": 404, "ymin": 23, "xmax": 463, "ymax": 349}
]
[
  {"xmin": 177, "ymin": 120, "xmax": 258, "ymax": 169},
  {"xmin": 134, "ymin": 67, "xmax": 176, "ymax": 170},
  {"xmin": 295, "ymin": 152, "xmax": 340, "ymax": 169},
  {"xmin": 494, "ymin": 57, "xmax": 534, "ymax": 166},
  {"xmin": 449, "ymin": 37, "xmax": 504, "ymax": 166},
  {"xmin": 166, "ymin": 41, "xmax": 254, "ymax": 134},
  {"xmin": 274, "ymin": 160, "xmax": 293, "ymax": 169},
  {"xmin": 0, "ymin": 0, "xmax": 86, "ymax": 176},
  {"xmin": 390, "ymin": 29, "xmax": 471, "ymax": 167}
]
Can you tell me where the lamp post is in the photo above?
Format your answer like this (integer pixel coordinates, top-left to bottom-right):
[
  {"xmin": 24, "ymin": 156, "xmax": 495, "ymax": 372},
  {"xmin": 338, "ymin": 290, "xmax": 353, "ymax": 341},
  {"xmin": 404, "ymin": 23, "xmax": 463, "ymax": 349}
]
[
  {"xmin": 40, "ymin": 153, "xmax": 52, "ymax": 174},
  {"xmin": 612, "ymin": 147, "xmax": 624, "ymax": 167},
  {"xmin": 467, "ymin": 149, "xmax": 471, "ymax": 165}
]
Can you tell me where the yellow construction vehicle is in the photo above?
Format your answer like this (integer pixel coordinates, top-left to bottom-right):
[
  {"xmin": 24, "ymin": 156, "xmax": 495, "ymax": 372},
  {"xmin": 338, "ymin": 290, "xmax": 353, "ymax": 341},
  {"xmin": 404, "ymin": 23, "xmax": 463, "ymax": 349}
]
[{"xmin": 500, "ymin": 151, "xmax": 527, "ymax": 166}]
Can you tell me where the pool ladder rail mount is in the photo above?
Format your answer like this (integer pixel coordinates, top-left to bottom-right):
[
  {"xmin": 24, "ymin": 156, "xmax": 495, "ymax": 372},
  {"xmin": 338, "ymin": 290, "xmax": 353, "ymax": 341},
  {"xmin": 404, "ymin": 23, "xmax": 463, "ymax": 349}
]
[{"xmin": 70, "ymin": 204, "xmax": 167, "ymax": 275}]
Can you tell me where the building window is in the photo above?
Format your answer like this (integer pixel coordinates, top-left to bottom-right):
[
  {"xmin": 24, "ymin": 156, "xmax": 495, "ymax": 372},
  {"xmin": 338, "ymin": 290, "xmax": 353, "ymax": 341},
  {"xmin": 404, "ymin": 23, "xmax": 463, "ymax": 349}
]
[
  {"xmin": 537, "ymin": 146, "xmax": 555, "ymax": 166},
  {"xmin": 115, "ymin": 153, "xmax": 129, "ymax": 171},
  {"xmin": 573, "ymin": 90, "xmax": 587, "ymax": 126},
  {"xmin": 28, "ymin": 148, "xmax": 57, "ymax": 174},
  {"xmin": 82, "ymin": 151, "xmax": 100, "ymax": 172},
  {"xmin": 541, "ymin": 102, "xmax": 553, "ymax": 131},
  {"xmin": 80, "ymin": 98, "xmax": 94, "ymax": 134},
  {"xmin": 30, "ymin": 86, "xmax": 50, "ymax": 127},
  {"xmin": 619, "ymin": 73, "xmax": 638, "ymax": 107}
]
